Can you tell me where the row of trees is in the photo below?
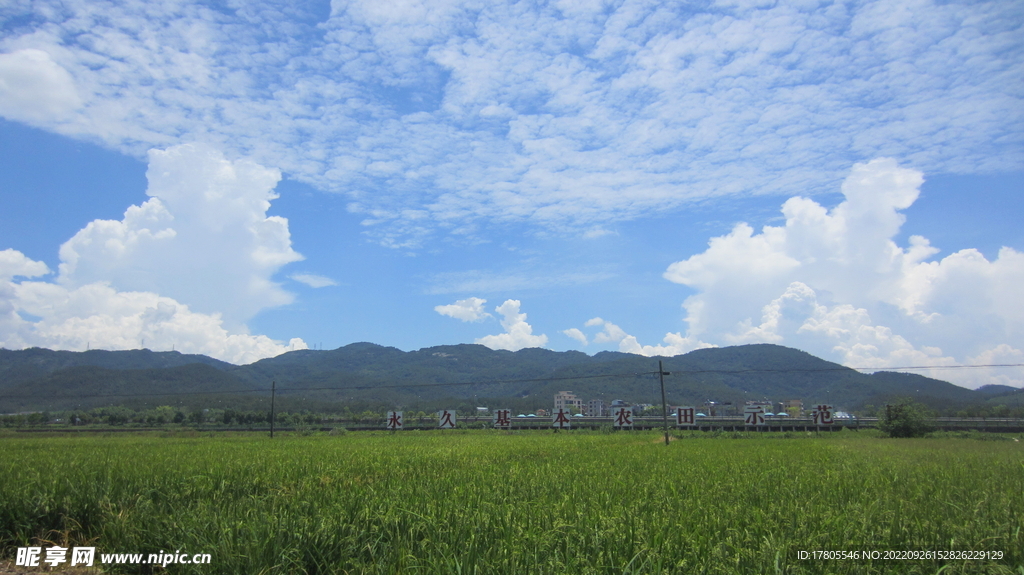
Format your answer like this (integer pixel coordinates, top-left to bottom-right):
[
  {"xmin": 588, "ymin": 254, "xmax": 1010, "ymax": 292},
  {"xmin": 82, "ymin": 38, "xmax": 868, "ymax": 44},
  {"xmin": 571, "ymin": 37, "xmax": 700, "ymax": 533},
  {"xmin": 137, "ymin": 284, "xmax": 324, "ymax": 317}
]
[
  {"xmin": 2, "ymin": 400, "xmax": 1019, "ymax": 434},
  {"xmin": 862, "ymin": 402, "xmax": 1024, "ymax": 419},
  {"xmin": 0, "ymin": 407, "xmax": 323, "ymax": 428},
  {"xmin": 0, "ymin": 406, "xmax": 506, "ymax": 428}
]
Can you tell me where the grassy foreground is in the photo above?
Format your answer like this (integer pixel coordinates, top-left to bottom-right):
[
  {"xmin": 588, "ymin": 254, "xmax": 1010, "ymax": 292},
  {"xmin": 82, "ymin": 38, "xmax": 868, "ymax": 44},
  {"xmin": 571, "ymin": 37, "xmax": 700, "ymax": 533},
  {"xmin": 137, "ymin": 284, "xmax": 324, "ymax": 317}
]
[{"xmin": 1, "ymin": 430, "xmax": 1022, "ymax": 574}]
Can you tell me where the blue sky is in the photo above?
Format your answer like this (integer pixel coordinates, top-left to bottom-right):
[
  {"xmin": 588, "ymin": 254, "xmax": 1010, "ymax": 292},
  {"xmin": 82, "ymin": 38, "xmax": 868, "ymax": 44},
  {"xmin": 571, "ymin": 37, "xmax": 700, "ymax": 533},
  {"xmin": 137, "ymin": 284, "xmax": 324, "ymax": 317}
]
[{"xmin": 0, "ymin": 0, "xmax": 1021, "ymax": 389}]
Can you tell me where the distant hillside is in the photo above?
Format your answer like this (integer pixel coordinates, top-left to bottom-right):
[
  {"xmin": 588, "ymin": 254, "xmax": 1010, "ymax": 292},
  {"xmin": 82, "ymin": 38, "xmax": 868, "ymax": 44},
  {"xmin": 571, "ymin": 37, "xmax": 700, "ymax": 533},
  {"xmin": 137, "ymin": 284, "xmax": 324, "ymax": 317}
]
[
  {"xmin": 0, "ymin": 343, "xmax": 1016, "ymax": 413},
  {"xmin": 0, "ymin": 363, "xmax": 252, "ymax": 412},
  {"xmin": 0, "ymin": 347, "xmax": 232, "ymax": 388},
  {"xmin": 975, "ymin": 384, "xmax": 1020, "ymax": 397}
]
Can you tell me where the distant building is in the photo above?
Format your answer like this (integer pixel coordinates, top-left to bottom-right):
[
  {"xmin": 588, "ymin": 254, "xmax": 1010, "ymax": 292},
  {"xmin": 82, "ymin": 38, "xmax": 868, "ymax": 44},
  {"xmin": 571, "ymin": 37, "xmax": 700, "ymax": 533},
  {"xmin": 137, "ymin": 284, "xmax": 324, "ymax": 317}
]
[
  {"xmin": 746, "ymin": 400, "xmax": 773, "ymax": 414},
  {"xmin": 781, "ymin": 400, "xmax": 803, "ymax": 416},
  {"xmin": 536, "ymin": 408, "xmax": 548, "ymax": 417},
  {"xmin": 554, "ymin": 391, "xmax": 583, "ymax": 414},
  {"xmin": 610, "ymin": 399, "xmax": 629, "ymax": 408},
  {"xmin": 703, "ymin": 400, "xmax": 731, "ymax": 416},
  {"xmin": 587, "ymin": 399, "xmax": 606, "ymax": 417}
]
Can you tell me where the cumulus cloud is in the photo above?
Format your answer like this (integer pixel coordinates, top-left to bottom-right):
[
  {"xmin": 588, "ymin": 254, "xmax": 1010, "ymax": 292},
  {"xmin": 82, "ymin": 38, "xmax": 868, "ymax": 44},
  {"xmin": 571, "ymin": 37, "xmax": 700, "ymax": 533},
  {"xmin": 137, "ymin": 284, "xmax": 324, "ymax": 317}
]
[
  {"xmin": 434, "ymin": 297, "xmax": 491, "ymax": 322},
  {"xmin": 729, "ymin": 281, "xmax": 958, "ymax": 369},
  {"xmin": 562, "ymin": 327, "xmax": 588, "ymax": 346},
  {"xmin": 290, "ymin": 273, "xmax": 338, "ymax": 288},
  {"xmin": 965, "ymin": 345, "xmax": 1024, "ymax": 389},
  {"xmin": 575, "ymin": 317, "xmax": 715, "ymax": 357},
  {"xmin": 474, "ymin": 299, "xmax": 548, "ymax": 351},
  {"xmin": 0, "ymin": 145, "xmax": 308, "ymax": 364},
  {"xmin": 1, "ymin": 251, "xmax": 307, "ymax": 364},
  {"xmin": 664, "ymin": 158, "xmax": 1024, "ymax": 388},
  {"xmin": 0, "ymin": 249, "xmax": 50, "ymax": 281},
  {"xmin": 57, "ymin": 143, "xmax": 302, "ymax": 325},
  {"xmin": 0, "ymin": 0, "xmax": 1020, "ymax": 246},
  {"xmin": 0, "ymin": 249, "xmax": 51, "ymax": 338}
]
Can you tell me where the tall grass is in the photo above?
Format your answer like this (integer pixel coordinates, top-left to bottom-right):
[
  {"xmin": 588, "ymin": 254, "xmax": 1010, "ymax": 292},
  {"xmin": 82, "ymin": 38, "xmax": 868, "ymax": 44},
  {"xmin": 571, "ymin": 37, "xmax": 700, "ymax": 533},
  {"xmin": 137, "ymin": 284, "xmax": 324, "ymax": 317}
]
[{"xmin": 1, "ymin": 431, "xmax": 1021, "ymax": 574}]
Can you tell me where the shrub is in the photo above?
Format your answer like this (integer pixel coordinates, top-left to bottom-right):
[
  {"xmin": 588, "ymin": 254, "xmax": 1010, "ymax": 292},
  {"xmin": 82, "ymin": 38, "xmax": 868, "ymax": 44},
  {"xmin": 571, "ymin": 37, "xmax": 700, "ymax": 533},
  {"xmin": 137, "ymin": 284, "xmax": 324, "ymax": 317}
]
[{"xmin": 879, "ymin": 402, "xmax": 934, "ymax": 438}]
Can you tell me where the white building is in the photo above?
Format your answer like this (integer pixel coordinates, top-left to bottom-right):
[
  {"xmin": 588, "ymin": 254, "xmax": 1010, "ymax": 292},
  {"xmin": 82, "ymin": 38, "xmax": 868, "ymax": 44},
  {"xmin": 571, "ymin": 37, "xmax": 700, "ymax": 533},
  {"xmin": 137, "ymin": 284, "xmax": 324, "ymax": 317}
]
[{"xmin": 554, "ymin": 391, "xmax": 583, "ymax": 414}]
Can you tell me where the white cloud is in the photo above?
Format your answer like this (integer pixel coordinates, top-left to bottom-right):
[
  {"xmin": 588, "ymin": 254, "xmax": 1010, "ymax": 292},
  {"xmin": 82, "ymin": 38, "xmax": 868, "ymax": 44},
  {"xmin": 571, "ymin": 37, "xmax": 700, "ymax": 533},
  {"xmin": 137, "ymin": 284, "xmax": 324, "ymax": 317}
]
[
  {"xmin": 290, "ymin": 273, "xmax": 338, "ymax": 288},
  {"xmin": 576, "ymin": 317, "xmax": 715, "ymax": 357},
  {"xmin": 589, "ymin": 317, "xmax": 629, "ymax": 344},
  {"xmin": 434, "ymin": 297, "xmax": 491, "ymax": 322},
  {"xmin": 964, "ymin": 345, "xmax": 1024, "ymax": 389},
  {"xmin": 0, "ymin": 249, "xmax": 50, "ymax": 281},
  {"xmin": 1, "ymin": 251, "xmax": 307, "ymax": 364},
  {"xmin": 562, "ymin": 327, "xmax": 588, "ymax": 346},
  {"xmin": 664, "ymin": 159, "xmax": 1024, "ymax": 388},
  {"xmin": 425, "ymin": 269, "xmax": 614, "ymax": 295},
  {"xmin": 0, "ymin": 144, "xmax": 309, "ymax": 364},
  {"xmin": 0, "ymin": 49, "xmax": 81, "ymax": 124},
  {"xmin": 0, "ymin": 249, "xmax": 50, "ymax": 336},
  {"xmin": 618, "ymin": 332, "xmax": 717, "ymax": 358},
  {"xmin": 729, "ymin": 281, "xmax": 958, "ymax": 369},
  {"xmin": 475, "ymin": 299, "xmax": 548, "ymax": 351},
  {"xmin": 57, "ymin": 143, "xmax": 302, "ymax": 326},
  {"xmin": 0, "ymin": 0, "xmax": 1019, "ymax": 246},
  {"xmin": 582, "ymin": 227, "xmax": 616, "ymax": 239}
]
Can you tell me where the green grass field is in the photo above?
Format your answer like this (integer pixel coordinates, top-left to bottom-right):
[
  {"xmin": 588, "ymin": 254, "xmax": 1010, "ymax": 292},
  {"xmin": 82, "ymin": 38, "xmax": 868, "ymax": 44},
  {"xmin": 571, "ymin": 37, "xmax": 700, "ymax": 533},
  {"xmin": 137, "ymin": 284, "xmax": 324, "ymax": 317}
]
[{"xmin": 1, "ymin": 430, "xmax": 1021, "ymax": 574}]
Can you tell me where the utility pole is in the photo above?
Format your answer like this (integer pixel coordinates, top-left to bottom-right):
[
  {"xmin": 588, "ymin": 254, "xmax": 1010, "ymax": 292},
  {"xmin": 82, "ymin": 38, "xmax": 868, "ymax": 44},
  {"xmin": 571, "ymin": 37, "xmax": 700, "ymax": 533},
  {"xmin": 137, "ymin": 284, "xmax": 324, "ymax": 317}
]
[
  {"xmin": 659, "ymin": 360, "xmax": 670, "ymax": 446},
  {"xmin": 270, "ymin": 380, "xmax": 276, "ymax": 439}
]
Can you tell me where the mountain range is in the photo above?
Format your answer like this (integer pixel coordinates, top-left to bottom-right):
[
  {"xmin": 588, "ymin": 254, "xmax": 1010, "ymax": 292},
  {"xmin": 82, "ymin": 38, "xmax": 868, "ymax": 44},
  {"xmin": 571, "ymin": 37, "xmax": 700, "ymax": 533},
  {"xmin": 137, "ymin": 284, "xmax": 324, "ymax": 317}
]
[{"xmin": 1, "ymin": 343, "xmax": 1021, "ymax": 414}]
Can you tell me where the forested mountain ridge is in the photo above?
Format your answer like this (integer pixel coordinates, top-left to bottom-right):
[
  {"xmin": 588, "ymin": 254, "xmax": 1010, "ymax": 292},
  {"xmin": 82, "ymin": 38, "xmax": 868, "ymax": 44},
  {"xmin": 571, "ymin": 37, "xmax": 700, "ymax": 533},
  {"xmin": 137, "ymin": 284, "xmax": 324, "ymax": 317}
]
[
  {"xmin": 1, "ymin": 343, "xmax": 1018, "ymax": 413},
  {"xmin": 0, "ymin": 347, "xmax": 232, "ymax": 379}
]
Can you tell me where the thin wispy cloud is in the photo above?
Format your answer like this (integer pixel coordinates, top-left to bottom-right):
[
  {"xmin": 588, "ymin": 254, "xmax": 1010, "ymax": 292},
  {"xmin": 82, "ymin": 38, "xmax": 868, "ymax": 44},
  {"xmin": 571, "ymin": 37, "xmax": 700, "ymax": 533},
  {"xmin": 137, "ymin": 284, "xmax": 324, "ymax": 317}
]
[
  {"xmin": 290, "ymin": 273, "xmax": 339, "ymax": 288},
  {"xmin": 425, "ymin": 269, "xmax": 615, "ymax": 295}
]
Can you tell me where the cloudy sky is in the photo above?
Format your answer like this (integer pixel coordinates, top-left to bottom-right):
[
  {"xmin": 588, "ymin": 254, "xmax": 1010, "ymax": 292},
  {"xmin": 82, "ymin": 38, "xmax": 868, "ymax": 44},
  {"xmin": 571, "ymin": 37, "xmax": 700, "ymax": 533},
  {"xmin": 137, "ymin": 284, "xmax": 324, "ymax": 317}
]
[{"xmin": 0, "ymin": 0, "xmax": 1021, "ymax": 388}]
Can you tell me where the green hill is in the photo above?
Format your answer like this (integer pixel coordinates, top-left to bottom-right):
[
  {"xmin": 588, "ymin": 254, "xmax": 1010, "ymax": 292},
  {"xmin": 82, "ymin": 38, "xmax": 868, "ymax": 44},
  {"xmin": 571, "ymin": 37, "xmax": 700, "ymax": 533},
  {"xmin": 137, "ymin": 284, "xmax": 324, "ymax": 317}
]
[
  {"xmin": 0, "ymin": 347, "xmax": 232, "ymax": 389},
  {"xmin": 0, "ymin": 343, "xmax": 1014, "ymax": 414}
]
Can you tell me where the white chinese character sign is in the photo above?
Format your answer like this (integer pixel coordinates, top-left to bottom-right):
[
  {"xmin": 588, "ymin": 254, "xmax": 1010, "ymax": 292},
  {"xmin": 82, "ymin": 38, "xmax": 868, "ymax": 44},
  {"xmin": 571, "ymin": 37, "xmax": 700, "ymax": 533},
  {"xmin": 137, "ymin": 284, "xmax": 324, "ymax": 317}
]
[
  {"xmin": 676, "ymin": 407, "xmax": 695, "ymax": 426},
  {"xmin": 17, "ymin": 547, "xmax": 40, "ymax": 567},
  {"xmin": 813, "ymin": 405, "xmax": 834, "ymax": 425},
  {"xmin": 385, "ymin": 411, "xmax": 403, "ymax": 430},
  {"xmin": 552, "ymin": 408, "xmax": 571, "ymax": 429},
  {"xmin": 438, "ymin": 409, "xmax": 457, "ymax": 429},
  {"xmin": 16, "ymin": 547, "xmax": 94, "ymax": 568},
  {"xmin": 70, "ymin": 547, "xmax": 95, "ymax": 567},
  {"xmin": 45, "ymin": 547, "xmax": 67, "ymax": 567},
  {"xmin": 613, "ymin": 407, "xmax": 633, "ymax": 429},
  {"xmin": 493, "ymin": 409, "xmax": 512, "ymax": 429},
  {"xmin": 743, "ymin": 405, "xmax": 765, "ymax": 426}
]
